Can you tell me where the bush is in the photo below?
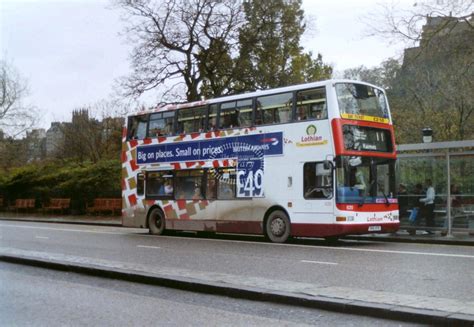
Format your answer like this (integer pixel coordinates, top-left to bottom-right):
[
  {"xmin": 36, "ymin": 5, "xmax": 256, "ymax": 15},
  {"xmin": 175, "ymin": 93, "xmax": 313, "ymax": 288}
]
[{"xmin": 0, "ymin": 159, "xmax": 121, "ymax": 213}]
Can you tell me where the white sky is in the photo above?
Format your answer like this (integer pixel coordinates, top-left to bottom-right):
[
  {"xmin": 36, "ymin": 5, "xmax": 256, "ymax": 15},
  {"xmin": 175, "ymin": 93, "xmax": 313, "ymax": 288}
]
[{"xmin": 1, "ymin": 0, "xmax": 413, "ymax": 130}]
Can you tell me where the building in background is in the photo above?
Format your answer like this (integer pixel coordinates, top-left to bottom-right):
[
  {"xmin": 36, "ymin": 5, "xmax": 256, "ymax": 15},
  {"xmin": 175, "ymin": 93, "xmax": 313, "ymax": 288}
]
[
  {"xmin": 26, "ymin": 129, "xmax": 46, "ymax": 162},
  {"xmin": 45, "ymin": 122, "xmax": 67, "ymax": 157}
]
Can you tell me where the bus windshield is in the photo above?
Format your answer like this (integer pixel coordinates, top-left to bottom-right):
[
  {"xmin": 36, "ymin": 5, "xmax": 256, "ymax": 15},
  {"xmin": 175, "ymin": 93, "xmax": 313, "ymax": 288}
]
[
  {"xmin": 336, "ymin": 83, "xmax": 389, "ymax": 120},
  {"xmin": 336, "ymin": 156, "xmax": 396, "ymax": 205}
]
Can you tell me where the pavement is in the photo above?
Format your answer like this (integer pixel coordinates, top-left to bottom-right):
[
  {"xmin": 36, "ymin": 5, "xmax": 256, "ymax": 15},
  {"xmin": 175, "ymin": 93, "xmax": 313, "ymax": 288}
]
[{"xmin": 1, "ymin": 212, "xmax": 474, "ymax": 325}]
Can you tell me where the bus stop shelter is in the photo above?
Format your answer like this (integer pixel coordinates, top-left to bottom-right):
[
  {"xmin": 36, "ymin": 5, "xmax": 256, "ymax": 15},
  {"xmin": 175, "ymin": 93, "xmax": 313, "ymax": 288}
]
[{"xmin": 397, "ymin": 140, "xmax": 474, "ymax": 236}]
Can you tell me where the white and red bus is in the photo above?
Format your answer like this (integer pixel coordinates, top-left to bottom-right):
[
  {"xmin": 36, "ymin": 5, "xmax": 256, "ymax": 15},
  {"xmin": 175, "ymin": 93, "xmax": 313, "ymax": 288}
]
[{"xmin": 122, "ymin": 80, "xmax": 399, "ymax": 242}]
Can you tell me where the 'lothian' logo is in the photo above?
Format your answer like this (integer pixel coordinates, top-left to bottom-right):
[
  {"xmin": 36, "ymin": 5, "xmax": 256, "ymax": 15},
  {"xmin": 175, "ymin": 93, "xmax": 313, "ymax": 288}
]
[{"xmin": 296, "ymin": 124, "xmax": 327, "ymax": 147}]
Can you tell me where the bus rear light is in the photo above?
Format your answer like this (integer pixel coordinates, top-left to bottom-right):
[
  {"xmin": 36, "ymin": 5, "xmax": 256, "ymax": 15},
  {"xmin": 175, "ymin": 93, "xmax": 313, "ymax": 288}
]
[{"xmin": 336, "ymin": 216, "xmax": 347, "ymax": 222}]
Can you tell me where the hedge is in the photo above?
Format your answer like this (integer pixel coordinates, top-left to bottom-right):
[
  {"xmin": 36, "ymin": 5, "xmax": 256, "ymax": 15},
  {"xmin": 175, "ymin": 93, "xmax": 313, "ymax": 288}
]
[{"xmin": 0, "ymin": 159, "xmax": 121, "ymax": 214}]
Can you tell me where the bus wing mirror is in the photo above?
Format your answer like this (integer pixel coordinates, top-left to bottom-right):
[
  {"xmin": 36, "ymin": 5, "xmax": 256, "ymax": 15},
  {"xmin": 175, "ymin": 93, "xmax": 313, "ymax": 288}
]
[{"xmin": 317, "ymin": 162, "xmax": 332, "ymax": 176}]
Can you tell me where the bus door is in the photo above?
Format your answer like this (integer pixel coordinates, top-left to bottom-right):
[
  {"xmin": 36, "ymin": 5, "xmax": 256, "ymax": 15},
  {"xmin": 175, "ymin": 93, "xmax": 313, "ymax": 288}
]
[{"xmin": 293, "ymin": 161, "xmax": 334, "ymax": 223}]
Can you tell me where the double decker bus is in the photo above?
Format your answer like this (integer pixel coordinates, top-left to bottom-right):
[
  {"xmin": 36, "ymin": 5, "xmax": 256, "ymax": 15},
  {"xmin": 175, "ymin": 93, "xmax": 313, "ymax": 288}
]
[{"xmin": 122, "ymin": 80, "xmax": 399, "ymax": 242}]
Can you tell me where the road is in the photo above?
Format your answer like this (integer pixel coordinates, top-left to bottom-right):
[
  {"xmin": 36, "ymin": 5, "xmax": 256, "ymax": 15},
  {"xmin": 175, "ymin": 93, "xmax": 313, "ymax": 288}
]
[
  {"xmin": 1, "ymin": 220, "xmax": 474, "ymax": 323},
  {"xmin": 1, "ymin": 262, "xmax": 411, "ymax": 326}
]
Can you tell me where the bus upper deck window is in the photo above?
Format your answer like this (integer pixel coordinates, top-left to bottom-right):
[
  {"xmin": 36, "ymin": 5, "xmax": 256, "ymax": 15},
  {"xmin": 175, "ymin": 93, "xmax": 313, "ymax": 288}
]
[
  {"xmin": 296, "ymin": 88, "xmax": 327, "ymax": 121},
  {"xmin": 236, "ymin": 99, "xmax": 253, "ymax": 128},
  {"xmin": 148, "ymin": 112, "xmax": 175, "ymax": 137},
  {"xmin": 208, "ymin": 104, "xmax": 218, "ymax": 131},
  {"xmin": 128, "ymin": 115, "xmax": 148, "ymax": 140},
  {"xmin": 256, "ymin": 92, "xmax": 292, "ymax": 125},
  {"xmin": 219, "ymin": 101, "xmax": 238, "ymax": 129},
  {"xmin": 177, "ymin": 106, "xmax": 206, "ymax": 134}
]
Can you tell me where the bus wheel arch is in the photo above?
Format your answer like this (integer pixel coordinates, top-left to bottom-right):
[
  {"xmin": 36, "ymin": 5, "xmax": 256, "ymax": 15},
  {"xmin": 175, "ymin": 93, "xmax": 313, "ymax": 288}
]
[
  {"xmin": 263, "ymin": 206, "xmax": 291, "ymax": 243},
  {"xmin": 147, "ymin": 206, "xmax": 166, "ymax": 235}
]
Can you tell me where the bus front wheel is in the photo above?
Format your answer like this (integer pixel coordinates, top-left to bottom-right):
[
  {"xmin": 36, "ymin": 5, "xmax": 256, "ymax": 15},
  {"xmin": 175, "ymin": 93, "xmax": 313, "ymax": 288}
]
[
  {"xmin": 148, "ymin": 208, "xmax": 165, "ymax": 235},
  {"xmin": 265, "ymin": 210, "xmax": 290, "ymax": 243}
]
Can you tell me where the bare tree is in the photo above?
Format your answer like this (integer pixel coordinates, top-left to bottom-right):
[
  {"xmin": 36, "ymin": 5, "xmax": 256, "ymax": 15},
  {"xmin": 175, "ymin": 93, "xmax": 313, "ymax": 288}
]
[
  {"xmin": 364, "ymin": 0, "xmax": 473, "ymax": 47},
  {"xmin": 394, "ymin": 25, "xmax": 474, "ymax": 142},
  {"xmin": 114, "ymin": 0, "xmax": 244, "ymax": 102},
  {"xmin": 342, "ymin": 58, "xmax": 401, "ymax": 90},
  {"xmin": 360, "ymin": 1, "xmax": 474, "ymax": 143},
  {"xmin": 0, "ymin": 61, "xmax": 37, "ymax": 137}
]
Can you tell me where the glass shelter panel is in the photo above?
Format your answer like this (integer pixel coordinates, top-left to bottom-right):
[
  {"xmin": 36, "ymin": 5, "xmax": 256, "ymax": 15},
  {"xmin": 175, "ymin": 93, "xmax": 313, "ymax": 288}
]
[
  {"xmin": 397, "ymin": 152, "xmax": 474, "ymax": 231},
  {"xmin": 449, "ymin": 154, "xmax": 474, "ymax": 229},
  {"xmin": 396, "ymin": 156, "xmax": 447, "ymax": 226}
]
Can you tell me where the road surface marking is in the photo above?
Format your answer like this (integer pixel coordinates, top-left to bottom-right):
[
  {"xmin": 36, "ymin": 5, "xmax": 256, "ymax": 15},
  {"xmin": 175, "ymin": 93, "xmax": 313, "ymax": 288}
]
[
  {"xmin": 35, "ymin": 236, "xmax": 49, "ymax": 239},
  {"xmin": 301, "ymin": 260, "xmax": 338, "ymax": 265},
  {"xmin": 137, "ymin": 245, "xmax": 161, "ymax": 249}
]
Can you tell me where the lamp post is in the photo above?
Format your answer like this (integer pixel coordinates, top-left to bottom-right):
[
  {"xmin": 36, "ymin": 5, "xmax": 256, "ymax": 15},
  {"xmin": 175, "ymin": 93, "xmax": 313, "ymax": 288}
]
[{"xmin": 422, "ymin": 127, "xmax": 433, "ymax": 143}]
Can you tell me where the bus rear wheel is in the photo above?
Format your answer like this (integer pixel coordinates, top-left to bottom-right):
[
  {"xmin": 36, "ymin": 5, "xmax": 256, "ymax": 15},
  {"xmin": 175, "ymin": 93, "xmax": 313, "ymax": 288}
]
[
  {"xmin": 265, "ymin": 210, "xmax": 290, "ymax": 243},
  {"xmin": 148, "ymin": 208, "xmax": 165, "ymax": 235}
]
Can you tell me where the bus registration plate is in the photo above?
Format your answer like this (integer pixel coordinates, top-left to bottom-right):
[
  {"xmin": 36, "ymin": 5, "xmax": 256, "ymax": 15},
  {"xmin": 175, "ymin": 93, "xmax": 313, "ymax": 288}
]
[{"xmin": 368, "ymin": 226, "xmax": 381, "ymax": 232}]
